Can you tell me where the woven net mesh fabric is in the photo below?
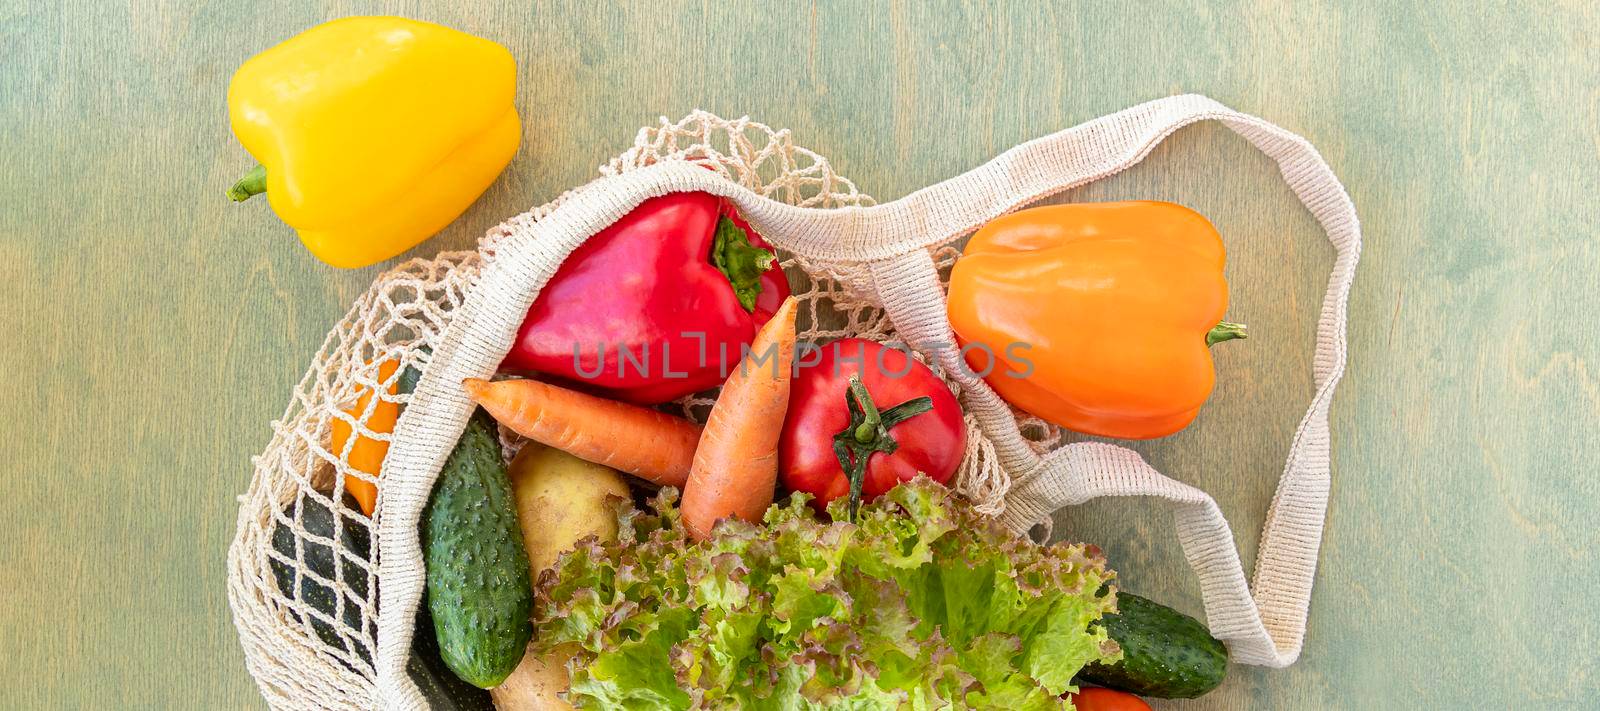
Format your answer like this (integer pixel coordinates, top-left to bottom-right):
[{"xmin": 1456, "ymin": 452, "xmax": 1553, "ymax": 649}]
[
  {"xmin": 227, "ymin": 112, "xmax": 1033, "ymax": 709},
  {"xmin": 228, "ymin": 252, "xmax": 477, "ymax": 710}
]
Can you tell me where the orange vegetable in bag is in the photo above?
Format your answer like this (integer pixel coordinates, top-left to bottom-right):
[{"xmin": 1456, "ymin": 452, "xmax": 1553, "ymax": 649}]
[
  {"xmin": 682, "ymin": 297, "xmax": 799, "ymax": 540},
  {"xmin": 1068, "ymin": 687, "xmax": 1153, "ymax": 711},
  {"xmin": 947, "ymin": 202, "xmax": 1246, "ymax": 440},
  {"xmin": 329, "ymin": 359, "xmax": 400, "ymax": 515},
  {"xmin": 462, "ymin": 377, "xmax": 702, "ymax": 488}
]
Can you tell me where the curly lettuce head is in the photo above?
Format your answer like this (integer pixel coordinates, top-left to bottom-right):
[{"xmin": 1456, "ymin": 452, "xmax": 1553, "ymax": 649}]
[{"xmin": 533, "ymin": 477, "xmax": 1120, "ymax": 710}]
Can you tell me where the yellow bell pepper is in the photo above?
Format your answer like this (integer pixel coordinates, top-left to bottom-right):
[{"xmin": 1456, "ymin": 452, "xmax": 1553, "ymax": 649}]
[{"xmin": 226, "ymin": 16, "xmax": 520, "ymax": 268}]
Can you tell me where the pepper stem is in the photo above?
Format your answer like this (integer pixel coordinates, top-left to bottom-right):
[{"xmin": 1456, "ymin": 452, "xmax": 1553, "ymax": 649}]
[
  {"xmin": 709, "ymin": 215, "xmax": 777, "ymax": 312},
  {"xmin": 1206, "ymin": 321, "xmax": 1249, "ymax": 346},
  {"xmin": 227, "ymin": 164, "xmax": 267, "ymax": 202},
  {"xmin": 830, "ymin": 374, "xmax": 936, "ymax": 521}
]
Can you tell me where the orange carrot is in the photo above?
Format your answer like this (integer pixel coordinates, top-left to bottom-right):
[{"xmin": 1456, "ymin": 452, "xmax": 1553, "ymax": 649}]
[
  {"xmin": 682, "ymin": 297, "xmax": 799, "ymax": 540},
  {"xmin": 462, "ymin": 377, "xmax": 702, "ymax": 488}
]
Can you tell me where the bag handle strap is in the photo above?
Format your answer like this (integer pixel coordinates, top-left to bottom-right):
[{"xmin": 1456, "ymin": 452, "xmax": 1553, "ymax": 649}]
[
  {"xmin": 844, "ymin": 95, "xmax": 1361, "ymax": 667},
  {"xmin": 728, "ymin": 93, "xmax": 1360, "ymax": 666}
]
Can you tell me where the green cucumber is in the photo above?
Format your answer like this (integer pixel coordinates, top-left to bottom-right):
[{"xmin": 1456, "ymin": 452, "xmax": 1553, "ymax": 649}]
[
  {"xmin": 408, "ymin": 604, "xmax": 498, "ymax": 711},
  {"xmin": 422, "ymin": 408, "xmax": 534, "ymax": 689},
  {"xmin": 1078, "ymin": 592, "xmax": 1229, "ymax": 698}
]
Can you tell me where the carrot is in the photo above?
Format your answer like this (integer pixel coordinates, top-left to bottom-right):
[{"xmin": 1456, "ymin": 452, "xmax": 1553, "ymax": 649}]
[
  {"xmin": 462, "ymin": 377, "xmax": 702, "ymax": 488},
  {"xmin": 682, "ymin": 297, "xmax": 800, "ymax": 540}
]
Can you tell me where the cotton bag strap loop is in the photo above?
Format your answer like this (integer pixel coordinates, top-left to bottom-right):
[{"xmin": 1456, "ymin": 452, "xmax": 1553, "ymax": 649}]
[{"xmin": 375, "ymin": 94, "xmax": 1360, "ymax": 707}]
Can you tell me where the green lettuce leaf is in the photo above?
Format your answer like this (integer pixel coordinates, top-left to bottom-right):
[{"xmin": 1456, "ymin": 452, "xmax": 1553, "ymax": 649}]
[{"xmin": 533, "ymin": 477, "xmax": 1119, "ymax": 709}]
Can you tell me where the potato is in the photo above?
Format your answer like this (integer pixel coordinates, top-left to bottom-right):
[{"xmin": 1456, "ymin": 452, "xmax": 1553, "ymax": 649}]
[
  {"xmin": 495, "ymin": 446, "xmax": 628, "ymax": 710},
  {"xmin": 490, "ymin": 643, "xmax": 578, "ymax": 711},
  {"xmin": 507, "ymin": 443, "xmax": 631, "ymax": 580}
]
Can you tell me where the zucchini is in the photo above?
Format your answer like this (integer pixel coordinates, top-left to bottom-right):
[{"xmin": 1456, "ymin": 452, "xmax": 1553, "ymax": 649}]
[
  {"xmin": 397, "ymin": 359, "xmax": 424, "ymax": 397},
  {"xmin": 422, "ymin": 408, "xmax": 535, "ymax": 688},
  {"xmin": 1078, "ymin": 592, "xmax": 1229, "ymax": 698},
  {"xmin": 269, "ymin": 493, "xmax": 372, "ymax": 665}
]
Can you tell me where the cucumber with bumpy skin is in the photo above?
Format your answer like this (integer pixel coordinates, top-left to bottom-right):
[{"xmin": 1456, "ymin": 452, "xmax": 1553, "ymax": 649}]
[
  {"xmin": 408, "ymin": 604, "xmax": 498, "ymax": 711},
  {"xmin": 1078, "ymin": 592, "xmax": 1228, "ymax": 698},
  {"xmin": 423, "ymin": 407, "xmax": 534, "ymax": 688}
]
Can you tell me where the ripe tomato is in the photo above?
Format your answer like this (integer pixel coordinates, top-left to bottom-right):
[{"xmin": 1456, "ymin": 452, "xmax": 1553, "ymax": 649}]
[
  {"xmin": 780, "ymin": 338, "xmax": 965, "ymax": 509},
  {"xmin": 1068, "ymin": 687, "xmax": 1153, "ymax": 711}
]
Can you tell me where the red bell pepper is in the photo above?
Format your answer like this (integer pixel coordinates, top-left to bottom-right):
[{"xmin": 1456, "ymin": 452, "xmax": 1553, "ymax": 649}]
[
  {"xmin": 780, "ymin": 338, "xmax": 966, "ymax": 513},
  {"xmin": 502, "ymin": 192, "xmax": 789, "ymax": 404}
]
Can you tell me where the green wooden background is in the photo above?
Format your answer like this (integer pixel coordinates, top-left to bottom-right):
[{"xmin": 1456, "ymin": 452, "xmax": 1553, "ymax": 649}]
[{"xmin": 4, "ymin": 1, "xmax": 1596, "ymax": 708}]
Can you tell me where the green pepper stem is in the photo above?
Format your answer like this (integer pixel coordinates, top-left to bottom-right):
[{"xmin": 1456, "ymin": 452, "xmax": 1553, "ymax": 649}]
[
  {"xmin": 709, "ymin": 216, "xmax": 777, "ymax": 312},
  {"xmin": 1206, "ymin": 321, "xmax": 1248, "ymax": 346},
  {"xmin": 227, "ymin": 164, "xmax": 267, "ymax": 202}
]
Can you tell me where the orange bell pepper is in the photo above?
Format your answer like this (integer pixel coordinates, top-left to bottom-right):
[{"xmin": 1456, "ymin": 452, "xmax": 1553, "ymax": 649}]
[
  {"xmin": 329, "ymin": 359, "xmax": 401, "ymax": 515},
  {"xmin": 946, "ymin": 201, "xmax": 1246, "ymax": 440}
]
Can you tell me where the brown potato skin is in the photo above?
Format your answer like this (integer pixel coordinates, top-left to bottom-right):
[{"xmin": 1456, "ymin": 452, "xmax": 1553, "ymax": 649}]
[
  {"xmin": 493, "ymin": 445, "xmax": 629, "ymax": 709},
  {"xmin": 490, "ymin": 644, "xmax": 578, "ymax": 711},
  {"xmin": 507, "ymin": 444, "xmax": 631, "ymax": 577}
]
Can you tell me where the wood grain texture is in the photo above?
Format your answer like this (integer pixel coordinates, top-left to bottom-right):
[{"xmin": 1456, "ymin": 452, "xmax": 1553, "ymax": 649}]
[{"xmin": 2, "ymin": 1, "xmax": 1595, "ymax": 708}]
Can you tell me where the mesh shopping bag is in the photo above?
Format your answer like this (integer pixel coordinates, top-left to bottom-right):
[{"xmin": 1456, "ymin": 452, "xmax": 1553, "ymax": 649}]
[{"xmin": 228, "ymin": 94, "xmax": 1360, "ymax": 709}]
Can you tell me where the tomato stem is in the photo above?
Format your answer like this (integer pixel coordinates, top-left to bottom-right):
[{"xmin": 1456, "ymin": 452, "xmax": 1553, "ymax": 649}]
[
  {"xmin": 831, "ymin": 374, "xmax": 935, "ymax": 521},
  {"xmin": 848, "ymin": 378, "xmax": 881, "ymax": 444}
]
